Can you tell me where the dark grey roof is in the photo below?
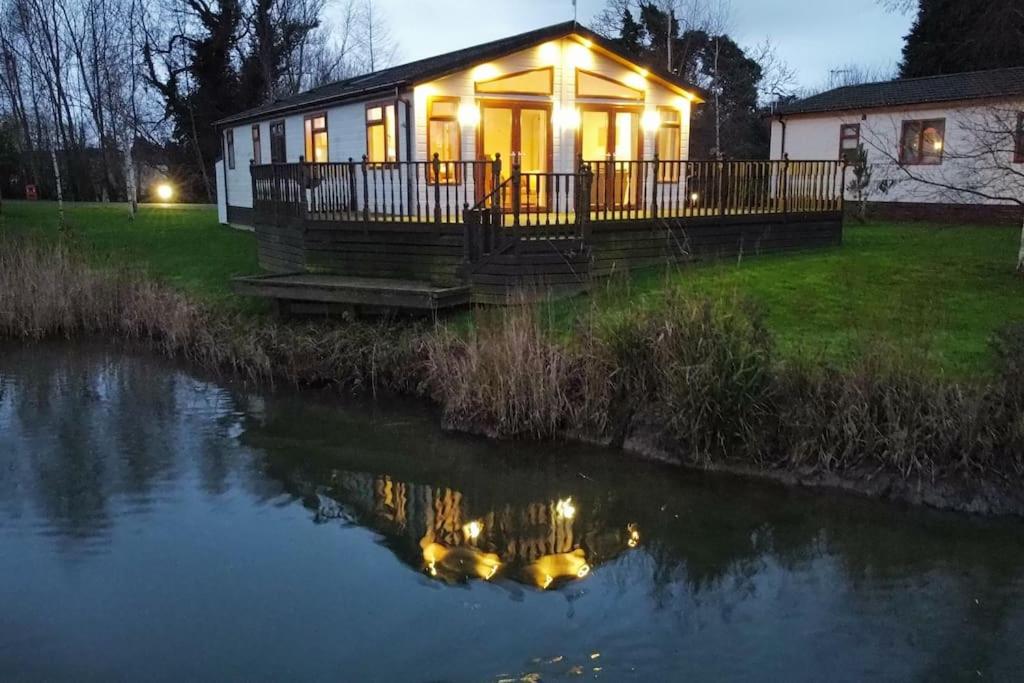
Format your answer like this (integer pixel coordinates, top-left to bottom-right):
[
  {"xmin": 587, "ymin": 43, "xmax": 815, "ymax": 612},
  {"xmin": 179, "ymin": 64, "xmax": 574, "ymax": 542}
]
[
  {"xmin": 216, "ymin": 21, "xmax": 703, "ymax": 126},
  {"xmin": 778, "ymin": 66, "xmax": 1024, "ymax": 116}
]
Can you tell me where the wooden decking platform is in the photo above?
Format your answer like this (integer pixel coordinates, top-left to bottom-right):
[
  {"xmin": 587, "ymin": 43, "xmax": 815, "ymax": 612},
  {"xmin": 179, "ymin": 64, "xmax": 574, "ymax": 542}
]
[{"xmin": 232, "ymin": 273, "xmax": 472, "ymax": 312}]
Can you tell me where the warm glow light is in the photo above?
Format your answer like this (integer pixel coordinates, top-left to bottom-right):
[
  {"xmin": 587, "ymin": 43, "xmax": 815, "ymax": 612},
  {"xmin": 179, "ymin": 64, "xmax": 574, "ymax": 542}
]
[
  {"xmin": 641, "ymin": 109, "xmax": 662, "ymax": 131},
  {"xmin": 472, "ymin": 63, "xmax": 501, "ymax": 82},
  {"xmin": 555, "ymin": 497, "xmax": 576, "ymax": 520},
  {"xmin": 553, "ymin": 105, "xmax": 581, "ymax": 131},
  {"xmin": 624, "ymin": 71, "xmax": 647, "ymax": 90},
  {"xmin": 933, "ymin": 140, "xmax": 943, "ymax": 151},
  {"xmin": 462, "ymin": 520, "xmax": 484, "ymax": 541},
  {"xmin": 523, "ymin": 550, "xmax": 590, "ymax": 589},
  {"xmin": 567, "ymin": 43, "xmax": 593, "ymax": 69},
  {"xmin": 457, "ymin": 102, "xmax": 480, "ymax": 127},
  {"xmin": 156, "ymin": 183, "xmax": 174, "ymax": 201},
  {"xmin": 581, "ymin": 38, "xmax": 593, "ymax": 48},
  {"xmin": 627, "ymin": 523, "xmax": 641, "ymax": 548},
  {"xmin": 538, "ymin": 41, "xmax": 560, "ymax": 65},
  {"xmin": 690, "ymin": 192, "xmax": 700, "ymax": 203}
]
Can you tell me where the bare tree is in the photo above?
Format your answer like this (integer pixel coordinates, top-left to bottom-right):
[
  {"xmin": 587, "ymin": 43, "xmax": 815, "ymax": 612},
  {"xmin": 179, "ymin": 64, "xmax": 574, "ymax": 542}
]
[
  {"xmin": 858, "ymin": 104, "xmax": 1024, "ymax": 273},
  {"xmin": 749, "ymin": 37, "xmax": 797, "ymax": 103}
]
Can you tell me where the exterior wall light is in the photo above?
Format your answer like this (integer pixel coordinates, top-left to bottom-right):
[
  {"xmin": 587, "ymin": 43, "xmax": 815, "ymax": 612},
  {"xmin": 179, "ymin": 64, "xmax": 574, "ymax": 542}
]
[
  {"xmin": 457, "ymin": 103, "xmax": 480, "ymax": 127},
  {"xmin": 641, "ymin": 109, "xmax": 662, "ymax": 131}
]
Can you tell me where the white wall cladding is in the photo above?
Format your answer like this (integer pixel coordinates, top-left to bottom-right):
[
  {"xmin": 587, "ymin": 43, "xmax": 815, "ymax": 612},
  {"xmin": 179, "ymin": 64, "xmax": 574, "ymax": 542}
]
[
  {"xmin": 220, "ymin": 34, "xmax": 695, "ymax": 215},
  {"xmin": 770, "ymin": 99, "xmax": 1024, "ymax": 204}
]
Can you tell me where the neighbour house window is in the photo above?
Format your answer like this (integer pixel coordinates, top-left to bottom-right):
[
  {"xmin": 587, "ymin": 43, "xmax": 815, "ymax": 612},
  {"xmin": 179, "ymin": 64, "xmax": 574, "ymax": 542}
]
[
  {"xmin": 366, "ymin": 103, "xmax": 397, "ymax": 163},
  {"xmin": 839, "ymin": 124, "xmax": 860, "ymax": 162},
  {"xmin": 1015, "ymin": 112, "xmax": 1024, "ymax": 164},
  {"xmin": 252, "ymin": 125, "xmax": 262, "ymax": 164},
  {"xmin": 899, "ymin": 118, "xmax": 945, "ymax": 165},
  {"xmin": 656, "ymin": 107, "xmax": 682, "ymax": 182},
  {"xmin": 304, "ymin": 114, "xmax": 329, "ymax": 163},
  {"xmin": 427, "ymin": 98, "xmax": 460, "ymax": 183},
  {"xmin": 270, "ymin": 120, "xmax": 286, "ymax": 163},
  {"xmin": 225, "ymin": 129, "xmax": 235, "ymax": 169}
]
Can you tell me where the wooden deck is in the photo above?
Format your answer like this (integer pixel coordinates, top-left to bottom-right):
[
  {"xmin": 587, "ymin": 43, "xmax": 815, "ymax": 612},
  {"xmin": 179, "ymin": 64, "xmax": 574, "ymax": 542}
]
[{"xmin": 237, "ymin": 158, "xmax": 846, "ymax": 311}]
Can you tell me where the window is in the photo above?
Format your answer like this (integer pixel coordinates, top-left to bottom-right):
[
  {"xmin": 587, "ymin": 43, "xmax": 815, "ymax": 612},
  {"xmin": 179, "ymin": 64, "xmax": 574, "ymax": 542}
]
[
  {"xmin": 839, "ymin": 123, "xmax": 860, "ymax": 163},
  {"xmin": 576, "ymin": 69, "xmax": 645, "ymax": 101},
  {"xmin": 427, "ymin": 98, "xmax": 461, "ymax": 184},
  {"xmin": 269, "ymin": 120, "xmax": 286, "ymax": 163},
  {"xmin": 304, "ymin": 114, "xmax": 329, "ymax": 163},
  {"xmin": 900, "ymin": 118, "xmax": 945, "ymax": 165},
  {"xmin": 656, "ymin": 107, "xmax": 682, "ymax": 182},
  {"xmin": 475, "ymin": 67, "xmax": 554, "ymax": 96},
  {"xmin": 225, "ymin": 129, "xmax": 235, "ymax": 169},
  {"xmin": 366, "ymin": 103, "xmax": 397, "ymax": 163},
  {"xmin": 252, "ymin": 125, "xmax": 262, "ymax": 164},
  {"xmin": 1015, "ymin": 112, "xmax": 1024, "ymax": 164}
]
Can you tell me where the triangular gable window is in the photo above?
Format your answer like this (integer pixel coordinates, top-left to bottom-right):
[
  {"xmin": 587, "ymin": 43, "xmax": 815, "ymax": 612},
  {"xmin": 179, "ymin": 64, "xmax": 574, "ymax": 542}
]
[
  {"xmin": 576, "ymin": 69, "xmax": 645, "ymax": 101},
  {"xmin": 475, "ymin": 67, "xmax": 554, "ymax": 95}
]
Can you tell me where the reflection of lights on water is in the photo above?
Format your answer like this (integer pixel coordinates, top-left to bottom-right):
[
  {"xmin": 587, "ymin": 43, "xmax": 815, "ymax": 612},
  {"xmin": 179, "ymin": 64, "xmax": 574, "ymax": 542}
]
[
  {"xmin": 555, "ymin": 497, "xmax": 576, "ymax": 520},
  {"xmin": 462, "ymin": 520, "xmax": 483, "ymax": 541},
  {"xmin": 422, "ymin": 542, "xmax": 500, "ymax": 581},
  {"xmin": 627, "ymin": 523, "xmax": 641, "ymax": 548},
  {"xmin": 524, "ymin": 549, "xmax": 590, "ymax": 589}
]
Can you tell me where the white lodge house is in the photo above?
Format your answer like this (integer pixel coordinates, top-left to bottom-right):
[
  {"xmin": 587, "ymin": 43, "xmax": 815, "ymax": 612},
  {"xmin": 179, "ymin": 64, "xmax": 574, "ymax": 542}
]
[
  {"xmin": 770, "ymin": 67, "xmax": 1024, "ymax": 224},
  {"xmin": 215, "ymin": 21, "xmax": 704, "ymax": 226}
]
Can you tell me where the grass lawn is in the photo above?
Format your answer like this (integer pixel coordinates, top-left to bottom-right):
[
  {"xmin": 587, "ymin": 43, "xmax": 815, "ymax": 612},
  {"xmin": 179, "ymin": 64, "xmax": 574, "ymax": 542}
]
[
  {"xmin": 0, "ymin": 200, "xmax": 259, "ymax": 309},
  {"xmin": 2, "ymin": 200, "xmax": 1022, "ymax": 376}
]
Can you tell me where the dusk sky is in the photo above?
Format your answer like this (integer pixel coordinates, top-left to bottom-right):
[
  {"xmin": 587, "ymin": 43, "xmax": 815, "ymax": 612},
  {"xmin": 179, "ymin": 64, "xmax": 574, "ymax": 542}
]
[{"xmin": 369, "ymin": 0, "xmax": 914, "ymax": 91}]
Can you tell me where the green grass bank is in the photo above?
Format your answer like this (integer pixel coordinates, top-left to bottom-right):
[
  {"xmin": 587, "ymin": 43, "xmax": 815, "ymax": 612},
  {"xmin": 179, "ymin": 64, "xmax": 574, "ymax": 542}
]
[{"xmin": 4, "ymin": 200, "xmax": 1022, "ymax": 376}]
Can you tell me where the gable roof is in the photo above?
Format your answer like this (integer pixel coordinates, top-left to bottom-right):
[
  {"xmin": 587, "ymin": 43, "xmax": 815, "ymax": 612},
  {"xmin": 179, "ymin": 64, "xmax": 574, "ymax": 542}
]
[
  {"xmin": 215, "ymin": 21, "xmax": 703, "ymax": 126},
  {"xmin": 777, "ymin": 66, "xmax": 1024, "ymax": 117}
]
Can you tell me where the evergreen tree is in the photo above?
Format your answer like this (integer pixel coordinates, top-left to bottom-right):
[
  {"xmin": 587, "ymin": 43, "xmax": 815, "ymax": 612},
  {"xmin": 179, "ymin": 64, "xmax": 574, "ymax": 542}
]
[{"xmin": 900, "ymin": 0, "xmax": 1024, "ymax": 77}]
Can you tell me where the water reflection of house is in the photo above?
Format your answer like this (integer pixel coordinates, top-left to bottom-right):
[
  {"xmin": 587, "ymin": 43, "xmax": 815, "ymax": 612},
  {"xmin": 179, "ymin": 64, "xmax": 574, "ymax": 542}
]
[{"xmin": 322, "ymin": 471, "xmax": 637, "ymax": 589}]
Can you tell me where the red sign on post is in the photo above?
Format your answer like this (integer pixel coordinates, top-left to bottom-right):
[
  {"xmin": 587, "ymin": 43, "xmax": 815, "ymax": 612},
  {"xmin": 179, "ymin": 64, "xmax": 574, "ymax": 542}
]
[{"xmin": 25, "ymin": 185, "xmax": 38, "ymax": 200}]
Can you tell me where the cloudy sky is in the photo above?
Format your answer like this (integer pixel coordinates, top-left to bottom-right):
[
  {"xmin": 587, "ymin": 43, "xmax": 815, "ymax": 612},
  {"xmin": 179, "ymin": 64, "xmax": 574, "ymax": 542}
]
[{"xmin": 369, "ymin": 0, "xmax": 914, "ymax": 91}]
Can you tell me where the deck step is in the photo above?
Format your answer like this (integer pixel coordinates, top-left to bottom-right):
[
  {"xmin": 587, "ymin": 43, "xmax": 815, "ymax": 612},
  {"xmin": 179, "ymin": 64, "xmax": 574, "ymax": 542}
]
[{"xmin": 232, "ymin": 273, "xmax": 471, "ymax": 311}]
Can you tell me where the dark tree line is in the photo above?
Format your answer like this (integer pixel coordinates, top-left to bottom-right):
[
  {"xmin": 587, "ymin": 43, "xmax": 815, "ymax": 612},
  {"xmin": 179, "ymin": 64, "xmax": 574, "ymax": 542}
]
[
  {"xmin": 0, "ymin": 0, "xmax": 394, "ymax": 206},
  {"xmin": 898, "ymin": 0, "xmax": 1024, "ymax": 78}
]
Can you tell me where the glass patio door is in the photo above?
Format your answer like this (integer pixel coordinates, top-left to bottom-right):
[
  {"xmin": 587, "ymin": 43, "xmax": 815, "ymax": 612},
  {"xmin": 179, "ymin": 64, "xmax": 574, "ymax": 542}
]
[
  {"xmin": 580, "ymin": 108, "xmax": 642, "ymax": 211},
  {"xmin": 480, "ymin": 102, "xmax": 550, "ymax": 209}
]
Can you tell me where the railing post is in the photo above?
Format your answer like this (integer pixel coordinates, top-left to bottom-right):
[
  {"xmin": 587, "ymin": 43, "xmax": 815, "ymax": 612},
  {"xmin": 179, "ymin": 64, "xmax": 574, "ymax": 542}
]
[
  {"xmin": 463, "ymin": 202, "xmax": 476, "ymax": 263},
  {"xmin": 579, "ymin": 163, "xmax": 593, "ymax": 241},
  {"xmin": 348, "ymin": 157, "xmax": 357, "ymax": 217},
  {"xmin": 717, "ymin": 160, "xmax": 725, "ymax": 219},
  {"xmin": 361, "ymin": 155, "xmax": 370, "ymax": 222},
  {"xmin": 651, "ymin": 153, "xmax": 660, "ymax": 218},
  {"xmin": 432, "ymin": 153, "xmax": 442, "ymax": 224},
  {"xmin": 781, "ymin": 153, "xmax": 790, "ymax": 218},
  {"xmin": 511, "ymin": 155, "xmax": 521, "ymax": 228},
  {"xmin": 840, "ymin": 159, "xmax": 848, "ymax": 217},
  {"xmin": 249, "ymin": 158, "xmax": 256, "ymax": 214},
  {"xmin": 491, "ymin": 153, "xmax": 502, "ymax": 223}
]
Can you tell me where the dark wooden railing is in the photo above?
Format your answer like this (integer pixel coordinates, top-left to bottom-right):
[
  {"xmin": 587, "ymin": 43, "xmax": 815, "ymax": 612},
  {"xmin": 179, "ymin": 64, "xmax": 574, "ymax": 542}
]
[{"xmin": 251, "ymin": 155, "xmax": 846, "ymax": 229}]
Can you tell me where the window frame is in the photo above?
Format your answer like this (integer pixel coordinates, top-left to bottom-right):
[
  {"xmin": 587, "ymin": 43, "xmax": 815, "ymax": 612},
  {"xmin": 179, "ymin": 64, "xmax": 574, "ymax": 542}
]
[
  {"xmin": 899, "ymin": 118, "xmax": 946, "ymax": 166},
  {"xmin": 365, "ymin": 100, "xmax": 399, "ymax": 165},
  {"xmin": 838, "ymin": 123, "xmax": 861, "ymax": 163},
  {"xmin": 655, "ymin": 105, "xmax": 683, "ymax": 183},
  {"xmin": 303, "ymin": 112, "xmax": 329, "ymax": 163},
  {"xmin": 269, "ymin": 119, "xmax": 287, "ymax": 163},
  {"xmin": 1014, "ymin": 112, "xmax": 1024, "ymax": 164},
  {"xmin": 225, "ymin": 129, "xmax": 235, "ymax": 170},
  {"xmin": 426, "ymin": 96, "xmax": 462, "ymax": 184},
  {"xmin": 251, "ymin": 124, "xmax": 262, "ymax": 165}
]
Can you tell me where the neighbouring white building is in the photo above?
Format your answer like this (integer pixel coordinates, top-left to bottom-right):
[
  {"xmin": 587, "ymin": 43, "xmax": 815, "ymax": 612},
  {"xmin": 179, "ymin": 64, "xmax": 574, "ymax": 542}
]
[
  {"xmin": 215, "ymin": 21, "xmax": 703, "ymax": 226},
  {"xmin": 770, "ymin": 67, "xmax": 1024, "ymax": 223}
]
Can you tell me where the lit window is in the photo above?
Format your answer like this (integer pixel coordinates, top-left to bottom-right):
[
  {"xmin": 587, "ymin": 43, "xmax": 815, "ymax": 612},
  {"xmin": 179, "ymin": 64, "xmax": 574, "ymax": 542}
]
[
  {"xmin": 366, "ymin": 103, "xmax": 397, "ymax": 163},
  {"xmin": 657, "ymin": 108, "xmax": 681, "ymax": 182},
  {"xmin": 304, "ymin": 114, "xmax": 329, "ymax": 163},
  {"xmin": 225, "ymin": 129, "xmax": 235, "ymax": 169},
  {"xmin": 1015, "ymin": 112, "xmax": 1024, "ymax": 164},
  {"xmin": 839, "ymin": 124, "xmax": 860, "ymax": 163},
  {"xmin": 475, "ymin": 67, "xmax": 554, "ymax": 95},
  {"xmin": 576, "ymin": 69, "xmax": 644, "ymax": 101},
  {"xmin": 428, "ymin": 99, "xmax": 461, "ymax": 184},
  {"xmin": 252, "ymin": 125, "xmax": 261, "ymax": 164},
  {"xmin": 900, "ymin": 118, "xmax": 945, "ymax": 165},
  {"xmin": 269, "ymin": 120, "xmax": 286, "ymax": 163}
]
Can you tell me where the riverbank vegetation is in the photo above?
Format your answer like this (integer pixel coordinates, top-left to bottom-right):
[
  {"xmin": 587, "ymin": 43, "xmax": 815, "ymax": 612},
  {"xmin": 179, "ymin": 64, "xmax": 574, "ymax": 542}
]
[
  {"xmin": 1, "ymin": 229, "xmax": 1023, "ymax": 514},
  {"xmin": 5, "ymin": 201, "xmax": 1023, "ymax": 376}
]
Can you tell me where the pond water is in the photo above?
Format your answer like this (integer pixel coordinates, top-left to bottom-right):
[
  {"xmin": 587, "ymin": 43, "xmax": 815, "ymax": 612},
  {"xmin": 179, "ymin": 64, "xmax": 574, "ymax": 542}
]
[{"xmin": 1, "ymin": 346, "xmax": 1023, "ymax": 682}]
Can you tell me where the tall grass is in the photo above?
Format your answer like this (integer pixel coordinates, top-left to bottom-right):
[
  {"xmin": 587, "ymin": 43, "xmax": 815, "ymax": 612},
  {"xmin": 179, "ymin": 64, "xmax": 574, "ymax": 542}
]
[{"xmin": 3, "ymin": 236, "xmax": 1022, "ymax": 511}]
